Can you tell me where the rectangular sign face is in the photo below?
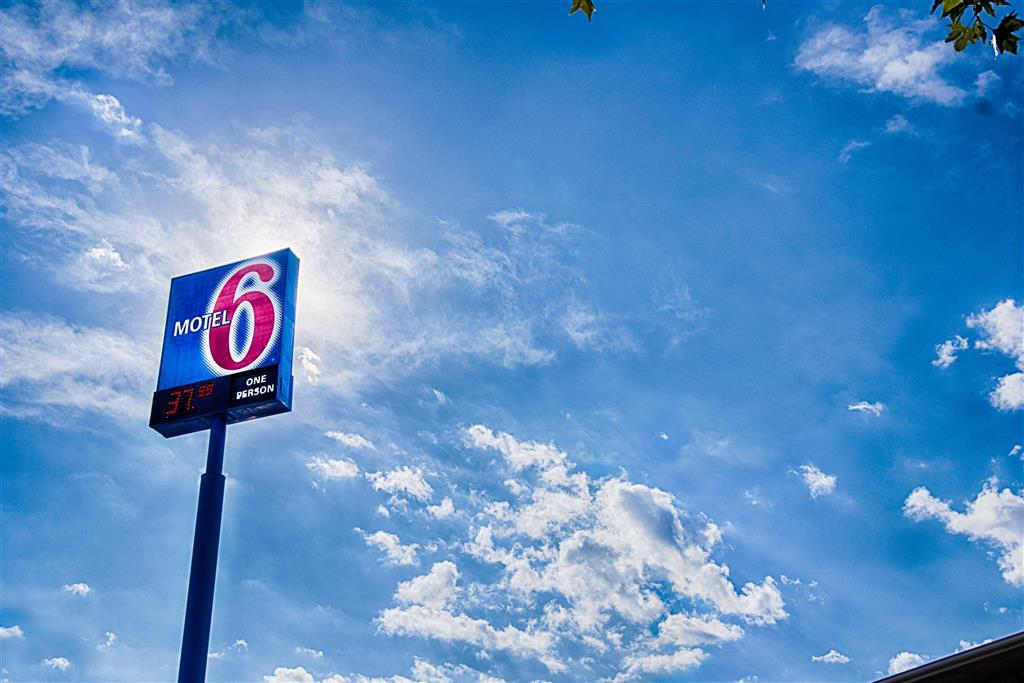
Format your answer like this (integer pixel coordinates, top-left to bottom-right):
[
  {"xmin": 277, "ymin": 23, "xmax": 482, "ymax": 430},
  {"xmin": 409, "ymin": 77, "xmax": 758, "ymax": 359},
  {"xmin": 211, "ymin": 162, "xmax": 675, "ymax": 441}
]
[{"xmin": 150, "ymin": 249, "xmax": 299, "ymax": 438}]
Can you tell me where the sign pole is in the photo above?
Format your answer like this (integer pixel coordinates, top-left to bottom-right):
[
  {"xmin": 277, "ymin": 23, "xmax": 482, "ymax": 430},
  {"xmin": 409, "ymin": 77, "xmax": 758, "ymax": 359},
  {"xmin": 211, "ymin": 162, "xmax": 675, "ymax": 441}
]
[{"xmin": 177, "ymin": 414, "xmax": 228, "ymax": 683}]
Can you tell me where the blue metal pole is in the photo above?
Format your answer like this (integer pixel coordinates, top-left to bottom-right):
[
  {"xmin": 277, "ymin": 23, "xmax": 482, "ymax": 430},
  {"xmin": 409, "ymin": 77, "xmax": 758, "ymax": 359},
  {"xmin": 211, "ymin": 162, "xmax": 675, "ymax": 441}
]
[{"xmin": 177, "ymin": 414, "xmax": 227, "ymax": 683}]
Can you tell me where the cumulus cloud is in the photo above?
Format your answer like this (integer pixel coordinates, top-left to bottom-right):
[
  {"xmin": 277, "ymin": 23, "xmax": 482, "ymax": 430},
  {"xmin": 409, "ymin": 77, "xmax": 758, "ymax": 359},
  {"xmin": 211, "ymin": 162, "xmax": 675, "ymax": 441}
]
[
  {"xmin": 617, "ymin": 649, "xmax": 706, "ymax": 681},
  {"xmin": 426, "ymin": 496, "xmax": 455, "ymax": 519},
  {"xmin": 41, "ymin": 657, "xmax": 71, "ymax": 670},
  {"xmin": 378, "ymin": 605, "xmax": 564, "ymax": 673},
  {"xmin": 1, "ymin": 625, "xmax": 24, "ymax": 639},
  {"xmin": 264, "ymin": 667, "xmax": 315, "ymax": 683},
  {"xmin": 888, "ymin": 651, "xmax": 927, "ymax": 674},
  {"xmin": 61, "ymin": 582, "xmax": 93, "ymax": 596},
  {"xmin": 967, "ymin": 299, "xmax": 1024, "ymax": 411},
  {"xmin": 306, "ymin": 456, "xmax": 359, "ymax": 481},
  {"xmin": 904, "ymin": 479, "xmax": 1024, "ymax": 585},
  {"xmin": 795, "ymin": 7, "xmax": 968, "ymax": 106},
  {"xmin": 795, "ymin": 464, "xmax": 837, "ymax": 498},
  {"xmin": 848, "ymin": 401, "xmax": 885, "ymax": 416},
  {"xmin": 366, "ymin": 467, "xmax": 433, "ymax": 501},
  {"xmin": 393, "ymin": 561, "xmax": 460, "ymax": 610},
  {"xmin": 97, "ymin": 631, "xmax": 117, "ymax": 651},
  {"xmin": 325, "ymin": 431, "xmax": 376, "ymax": 450},
  {"xmin": 933, "ymin": 335, "xmax": 969, "ymax": 368},
  {"xmin": 812, "ymin": 649, "xmax": 850, "ymax": 664},
  {"xmin": 419, "ymin": 426, "xmax": 785, "ymax": 677},
  {"xmin": 264, "ymin": 659, "xmax": 503, "ymax": 683},
  {"xmin": 356, "ymin": 529, "xmax": 419, "ymax": 566}
]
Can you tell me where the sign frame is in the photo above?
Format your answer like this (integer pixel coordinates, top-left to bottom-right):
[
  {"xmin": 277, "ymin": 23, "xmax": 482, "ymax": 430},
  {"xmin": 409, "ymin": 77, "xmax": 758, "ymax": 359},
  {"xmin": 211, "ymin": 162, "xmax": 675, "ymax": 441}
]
[{"xmin": 149, "ymin": 248, "xmax": 299, "ymax": 438}]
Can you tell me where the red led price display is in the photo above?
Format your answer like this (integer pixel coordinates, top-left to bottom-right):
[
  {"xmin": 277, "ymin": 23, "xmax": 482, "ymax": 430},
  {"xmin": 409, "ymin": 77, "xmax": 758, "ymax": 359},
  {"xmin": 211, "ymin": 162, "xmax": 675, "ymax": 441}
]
[
  {"xmin": 163, "ymin": 382, "xmax": 217, "ymax": 417},
  {"xmin": 150, "ymin": 377, "xmax": 230, "ymax": 428}
]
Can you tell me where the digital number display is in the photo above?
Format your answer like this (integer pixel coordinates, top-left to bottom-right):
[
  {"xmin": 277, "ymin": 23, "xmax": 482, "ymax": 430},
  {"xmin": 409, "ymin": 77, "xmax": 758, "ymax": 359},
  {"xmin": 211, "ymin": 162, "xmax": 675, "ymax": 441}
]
[
  {"xmin": 149, "ymin": 364, "xmax": 290, "ymax": 438},
  {"xmin": 150, "ymin": 377, "xmax": 230, "ymax": 427}
]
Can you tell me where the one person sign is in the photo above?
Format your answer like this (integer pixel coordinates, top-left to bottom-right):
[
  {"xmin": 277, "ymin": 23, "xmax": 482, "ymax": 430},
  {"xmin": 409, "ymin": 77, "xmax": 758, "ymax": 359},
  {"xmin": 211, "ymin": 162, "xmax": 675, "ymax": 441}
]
[{"xmin": 150, "ymin": 249, "xmax": 299, "ymax": 437}]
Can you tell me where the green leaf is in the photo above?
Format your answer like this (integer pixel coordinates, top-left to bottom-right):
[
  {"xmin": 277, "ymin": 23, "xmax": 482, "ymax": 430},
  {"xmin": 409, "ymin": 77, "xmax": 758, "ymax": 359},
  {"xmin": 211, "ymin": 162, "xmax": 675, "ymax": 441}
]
[
  {"xmin": 994, "ymin": 11, "xmax": 1024, "ymax": 54},
  {"xmin": 946, "ymin": 21, "xmax": 965, "ymax": 41},
  {"xmin": 941, "ymin": 0, "xmax": 966, "ymax": 18},
  {"xmin": 955, "ymin": 32, "xmax": 970, "ymax": 50},
  {"xmin": 569, "ymin": 0, "xmax": 596, "ymax": 21}
]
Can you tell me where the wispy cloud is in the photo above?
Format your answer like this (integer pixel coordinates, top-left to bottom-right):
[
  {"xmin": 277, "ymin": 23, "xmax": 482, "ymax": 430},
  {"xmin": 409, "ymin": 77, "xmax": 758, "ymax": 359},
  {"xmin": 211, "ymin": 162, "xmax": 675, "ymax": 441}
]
[
  {"xmin": 884, "ymin": 114, "xmax": 916, "ymax": 136},
  {"xmin": 848, "ymin": 401, "xmax": 885, "ymax": 416},
  {"xmin": 838, "ymin": 140, "xmax": 871, "ymax": 164}
]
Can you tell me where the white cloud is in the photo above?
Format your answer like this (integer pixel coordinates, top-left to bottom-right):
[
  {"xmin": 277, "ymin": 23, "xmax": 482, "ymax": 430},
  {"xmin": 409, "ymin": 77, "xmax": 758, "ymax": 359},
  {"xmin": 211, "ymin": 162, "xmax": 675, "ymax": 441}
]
[
  {"xmin": 3, "ymin": 120, "xmax": 621, "ymax": 417},
  {"xmin": 795, "ymin": 464, "xmax": 837, "ymax": 498},
  {"xmin": 297, "ymin": 347, "xmax": 322, "ymax": 384},
  {"xmin": 394, "ymin": 561, "xmax": 460, "ymax": 610},
  {"xmin": 848, "ymin": 401, "xmax": 885, "ymax": 416},
  {"xmin": 1009, "ymin": 445, "xmax": 1022, "ymax": 460},
  {"xmin": 306, "ymin": 456, "xmax": 359, "ymax": 480},
  {"xmin": 904, "ymin": 479, "xmax": 1024, "ymax": 585},
  {"xmin": 617, "ymin": 649, "xmax": 706, "ymax": 681},
  {"xmin": 97, "ymin": 631, "xmax": 118, "ymax": 651},
  {"xmin": 884, "ymin": 114, "xmax": 916, "ymax": 135},
  {"xmin": 209, "ymin": 639, "xmax": 248, "ymax": 660},
  {"xmin": 0, "ymin": 625, "xmax": 24, "ymax": 639},
  {"xmin": 957, "ymin": 638, "xmax": 992, "ymax": 652},
  {"xmin": 83, "ymin": 93, "xmax": 142, "ymax": 138},
  {"xmin": 61, "ymin": 582, "xmax": 93, "ymax": 596},
  {"xmin": 652, "ymin": 614, "xmax": 743, "ymax": 648},
  {"xmin": 989, "ymin": 373, "xmax": 1024, "ymax": 411},
  {"xmin": 266, "ymin": 659, "xmax": 503, "ymax": 683},
  {"xmin": 975, "ymin": 70, "xmax": 1001, "ymax": 96},
  {"xmin": 658, "ymin": 431, "xmax": 669, "ymax": 441},
  {"xmin": 967, "ymin": 299, "xmax": 1024, "ymax": 411},
  {"xmin": 264, "ymin": 667, "xmax": 315, "ymax": 683},
  {"xmin": 357, "ymin": 529, "xmax": 419, "ymax": 566},
  {"xmin": 888, "ymin": 651, "xmax": 927, "ymax": 674},
  {"xmin": 0, "ymin": 1, "xmax": 220, "ymax": 115},
  {"xmin": 795, "ymin": 7, "xmax": 967, "ymax": 106},
  {"xmin": 41, "ymin": 657, "xmax": 71, "ymax": 671},
  {"xmin": 294, "ymin": 646, "xmax": 324, "ymax": 658},
  {"xmin": 0, "ymin": 315, "xmax": 155, "ymax": 421},
  {"xmin": 366, "ymin": 467, "xmax": 433, "ymax": 501},
  {"xmin": 464, "ymin": 424, "xmax": 567, "ymax": 472},
  {"xmin": 377, "ymin": 605, "xmax": 564, "ymax": 674},
  {"xmin": 452, "ymin": 426, "xmax": 785, "ymax": 676},
  {"xmin": 426, "ymin": 496, "xmax": 455, "ymax": 519},
  {"xmin": 838, "ymin": 140, "xmax": 871, "ymax": 163},
  {"xmin": 812, "ymin": 649, "xmax": 850, "ymax": 664},
  {"xmin": 743, "ymin": 488, "xmax": 772, "ymax": 508},
  {"xmin": 933, "ymin": 335, "xmax": 969, "ymax": 368},
  {"xmin": 969, "ymin": 299, "xmax": 1024, "ymax": 362},
  {"xmin": 325, "ymin": 431, "xmax": 376, "ymax": 450}
]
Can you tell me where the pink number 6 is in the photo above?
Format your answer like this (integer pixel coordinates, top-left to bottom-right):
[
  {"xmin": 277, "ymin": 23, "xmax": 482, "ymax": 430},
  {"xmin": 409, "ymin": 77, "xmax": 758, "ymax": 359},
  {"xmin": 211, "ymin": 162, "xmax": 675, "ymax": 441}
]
[{"xmin": 208, "ymin": 263, "xmax": 276, "ymax": 371}]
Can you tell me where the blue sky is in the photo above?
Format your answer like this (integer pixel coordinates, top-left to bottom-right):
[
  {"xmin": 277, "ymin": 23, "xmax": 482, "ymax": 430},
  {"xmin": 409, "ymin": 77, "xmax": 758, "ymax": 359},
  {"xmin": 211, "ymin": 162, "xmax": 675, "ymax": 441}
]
[{"xmin": 1, "ymin": 1, "xmax": 1022, "ymax": 682}]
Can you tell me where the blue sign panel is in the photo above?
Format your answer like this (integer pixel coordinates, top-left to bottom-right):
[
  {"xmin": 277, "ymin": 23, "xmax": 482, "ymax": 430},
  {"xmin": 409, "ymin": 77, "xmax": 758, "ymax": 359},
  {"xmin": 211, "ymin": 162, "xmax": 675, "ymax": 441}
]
[{"xmin": 150, "ymin": 249, "xmax": 299, "ymax": 437}]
